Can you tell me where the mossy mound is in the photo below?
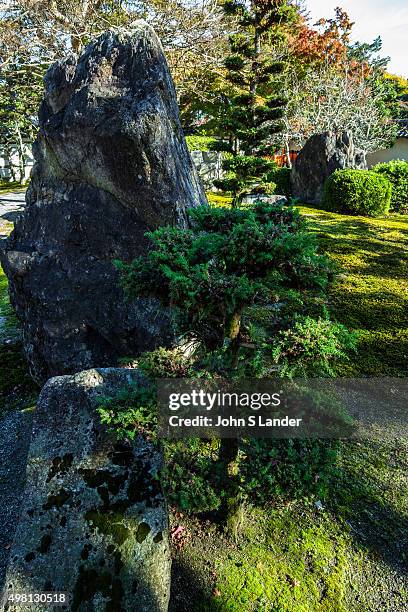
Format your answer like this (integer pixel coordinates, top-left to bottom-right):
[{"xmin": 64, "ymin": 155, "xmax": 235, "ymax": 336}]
[{"xmin": 298, "ymin": 207, "xmax": 408, "ymax": 376}]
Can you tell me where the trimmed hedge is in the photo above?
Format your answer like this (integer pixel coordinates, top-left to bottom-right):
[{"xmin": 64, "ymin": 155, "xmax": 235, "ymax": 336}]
[
  {"xmin": 372, "ymin": 160, "xmax": 408, "ymax": 213},
  {"xmin": 322, "ymin": 169, "xmax": 392, "ymax": 217}
]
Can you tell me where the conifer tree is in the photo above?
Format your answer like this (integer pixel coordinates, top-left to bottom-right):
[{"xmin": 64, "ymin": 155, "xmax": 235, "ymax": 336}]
[{"xmin": 213, "ymin": 0, "xmax": 296, "ymax": 206}]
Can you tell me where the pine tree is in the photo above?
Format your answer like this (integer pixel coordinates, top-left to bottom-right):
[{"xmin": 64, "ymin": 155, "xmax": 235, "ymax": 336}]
[{"xmin": 213, "ymin": 0, "xmax": 296, "ymax": 206}]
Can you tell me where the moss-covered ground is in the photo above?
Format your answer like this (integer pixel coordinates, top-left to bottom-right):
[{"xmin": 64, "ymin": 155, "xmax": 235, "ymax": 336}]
[
  {"xmin": 299, "ymin": 206, "xmax": 408, "ymax": 377},
  {"xmin": 171, "ymin": 196, "xmax": 408, "ymax": 611}
]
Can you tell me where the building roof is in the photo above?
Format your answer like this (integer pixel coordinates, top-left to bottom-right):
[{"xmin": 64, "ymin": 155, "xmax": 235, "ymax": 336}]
[{"xmin": 397, "ymin": 120, "xmax": 408, "ymax": 138}]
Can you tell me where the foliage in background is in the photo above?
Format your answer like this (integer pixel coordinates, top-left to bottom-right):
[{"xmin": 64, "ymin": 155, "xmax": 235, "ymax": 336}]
[
  {"xmin": 322, "ymin": 169, "xmax": 392, "ymax": 217},
  {"xmin": 282, "ymin": 9, "xmax": 398, "ymax": 160},
  {"xmin": 0, "ymin": 0, "xmax": 230, "ymax": 143},
  {"xmin": 372, "ymin": 160, "xmax": 408, "ymax": 213},
  {"xmin": 1, "ymin": 1, "xmax": 402, "ymax": 181},
  {"xmin": 210, "ymin": 0, "xmax": 297, "ymax": 204},
  {"xmin": 282, "ymin": 66, "xmax": 398, "ymax": 156},
  {"xmin": 0, "ymin": 56, "xmax": 43, "ymax": 182}
]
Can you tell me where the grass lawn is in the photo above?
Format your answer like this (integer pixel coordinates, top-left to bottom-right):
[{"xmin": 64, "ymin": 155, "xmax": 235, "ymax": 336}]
[{"xmin": 170, "ymin": 196, "xmax": 408, "ymax": 611}]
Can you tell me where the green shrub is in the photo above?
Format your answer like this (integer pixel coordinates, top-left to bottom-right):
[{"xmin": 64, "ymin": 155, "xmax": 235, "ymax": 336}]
[
  {"xmin": 185, "ymin": 135, "xmax": 217, "ymax": 152},
  {"xmin": 271, "ymin": 316, "xmax": 357, "ymax": 378},
  {"xmin": 117, "ymin": 203, "xmax": 331, "ymax": 352},
  {"xmin": 97, "ymin": 384, "xmax": 157, "ymax": 441},
  {"xmin": 372, "ymin": 160, "xmax": 408, "ymax": 212},
  {"xmin": 322, "ymin": 169, "xmax": 392, "ymax": 217},
  {"xmin": 162, "ymin": 439, "xmax": 222, "ymax": 513},
  {"xmin": 265, "ymin": 167, "xmax": 292, "ymax": 199},
  {"xmin": 138, "ymin": 347, "xmax": 193, "ymax": 379},
  {"xmin": 239, "ymin": 439, "xmax": 339, "ymax": 503}
]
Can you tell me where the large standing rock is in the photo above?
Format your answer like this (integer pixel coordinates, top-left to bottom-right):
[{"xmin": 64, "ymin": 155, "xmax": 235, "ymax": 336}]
[
  {"xmin": 0, "ymin": 21, "xmax": 207, "ymax": 383},
  {"xmin": 291, "ymin": 131, "xmax": 367, "ymax": 205},
  {"xmin": 2, "ymin": 368, "xmax": 170, "ymax": 612}
]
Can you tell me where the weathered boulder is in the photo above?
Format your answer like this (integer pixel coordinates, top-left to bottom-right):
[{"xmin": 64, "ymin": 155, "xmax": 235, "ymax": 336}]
[
  {"xmin": 0, "ymin": 21, "xmax": 207, "ymax": 383},
  {"xmin": 190, "ymin": 150, "xmax": 224, "ymax": 191},
  {"xmin": 2, "ymin": 368, "xmax": 170, "ymax": 612},
  {"xmin": 291, "ymin": 131, "xmax": 367, "ymax": 204}
]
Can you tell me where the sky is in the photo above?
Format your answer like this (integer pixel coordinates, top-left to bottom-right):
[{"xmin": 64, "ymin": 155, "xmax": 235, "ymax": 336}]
[{"xmin": 306, "ymin": 0, "xmax": 408, "ymax": 77}]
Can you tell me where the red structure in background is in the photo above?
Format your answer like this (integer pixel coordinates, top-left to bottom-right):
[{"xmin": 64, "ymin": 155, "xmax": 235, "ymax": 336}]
[{"xmin": 273, "ymin": 150, "xmax": 299, "ymax": 167}]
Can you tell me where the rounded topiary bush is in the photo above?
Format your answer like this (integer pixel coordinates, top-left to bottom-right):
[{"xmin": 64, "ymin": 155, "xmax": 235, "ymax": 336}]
[
  {"xmin": 372, "ymin": 160, "xmax": 408, "ymax": 213},
  {"xmin": 322, "ymin": 169, "xmax": 392, "ymax": 217}
]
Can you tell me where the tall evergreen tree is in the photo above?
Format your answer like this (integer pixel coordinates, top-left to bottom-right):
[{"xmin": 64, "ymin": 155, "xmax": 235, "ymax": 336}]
[{"xmin": 213, "ymin": 0, "xmax": 296, "ymax": 206}]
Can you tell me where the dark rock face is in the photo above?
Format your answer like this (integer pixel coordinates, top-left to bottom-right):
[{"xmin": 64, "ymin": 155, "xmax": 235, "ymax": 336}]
[
  {"xmin": 291, "ymin": 131, "xmax": 367, "ymax": 204},
  {"xmin": 0, "ymin": 22, "xmax": 207, "ymax": 383},
  {"xmin": 3, "ymin": 368, "xmax": 171, "ymax": 612}
]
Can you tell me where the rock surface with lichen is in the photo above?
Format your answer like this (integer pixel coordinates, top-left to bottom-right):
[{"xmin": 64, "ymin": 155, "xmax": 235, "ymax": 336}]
[
  {"xmin": 2, "ymin": 368, "xmax": 170, "ymax": 612},
  {"xmin": 0, "ymin": 21, "xmax": 207, "ymax": 383}
]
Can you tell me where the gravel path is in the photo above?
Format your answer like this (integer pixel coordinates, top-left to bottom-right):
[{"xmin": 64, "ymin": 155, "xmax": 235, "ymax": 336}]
[
  {"xmin": 0, "ymin": 191, "xmax": 26, "ymax": 216},
  {"xmin": 0, "ymin": 191, "xmax": 26, "ymax": 241}
]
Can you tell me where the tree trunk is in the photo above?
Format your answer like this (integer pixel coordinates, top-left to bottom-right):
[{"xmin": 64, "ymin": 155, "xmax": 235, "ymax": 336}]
[
  {"xmin": 226, "ymin": 309, "xmax": 242, "ymax": 368},
  {"xmin": 217, "ymin": 309, "xmax": 244, "ymax": 531},
  {"xmin": 285, "ymin": 138, "xmax": 292, "ymax": 169},
  {"xmin": 15, "ymin": 123, "xmax": 25, "ymax": 183},
  {"xmin": 4, "ymin": 143, "xmax": 16, "ymax": 183},
  {"xmin": 218, "ymin": 437, "xmax": 242, "ymax": 535}
]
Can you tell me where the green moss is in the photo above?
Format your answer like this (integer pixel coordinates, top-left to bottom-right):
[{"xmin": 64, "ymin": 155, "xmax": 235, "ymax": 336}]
[
  {"xmin": 85, "ymin": 511, "xmax": 132, "ymax": 547},
  {"xmin": 206, "ymin": 192, "xmax": 233, "ymax": 208},
  {"xmin": 0, "ymin": 182, "xmax": 27, "ymax": 193},
  {"xmin": 195, "ymin": 506, "xmax": 353, "ymax": 612},
  {"xmin": 298, "ymin": 207, "xmax": 408, "ymax": 376}
]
